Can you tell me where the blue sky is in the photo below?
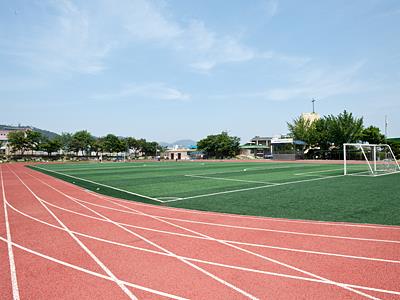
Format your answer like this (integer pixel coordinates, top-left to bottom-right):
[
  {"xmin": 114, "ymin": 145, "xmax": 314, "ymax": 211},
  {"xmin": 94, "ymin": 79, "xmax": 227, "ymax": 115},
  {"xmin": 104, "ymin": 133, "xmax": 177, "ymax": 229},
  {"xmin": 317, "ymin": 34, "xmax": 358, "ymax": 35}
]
[{"xmin": 1, "ymin": 0, "xmax": 399, "ymax": 143}]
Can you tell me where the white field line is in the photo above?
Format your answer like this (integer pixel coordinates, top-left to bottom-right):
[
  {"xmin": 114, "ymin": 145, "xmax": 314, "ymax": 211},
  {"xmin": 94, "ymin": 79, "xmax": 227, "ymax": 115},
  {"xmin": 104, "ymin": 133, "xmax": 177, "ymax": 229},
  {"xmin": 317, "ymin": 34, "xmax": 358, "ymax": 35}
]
[
  {"xmin": 7, "ymin": 167, "xmax": 138, "ymax": 300},
  {"xmin": 40, "ymin": 161, "xmax": 258, "ymax": 174},
  {"xmin": 30, "ymin": 197, "xmax": 400, "ymax": 262},
  {"xmin": 28, "ymin": 173, "xmax": 257, "ymax": 300},
  {"xmin": 102, "ymin": 195, "xmax": 380, "ymax": 299},
  {"xmin": 32, "ymin": 165, "xmax": 164, "ymax": 203},
  {"xmin": 28, "ymin": 167, "xmax": 400, "ymax": 231},
  {"xmin": 44, "ymin": 164, "xmax": 163, "ymax": 172},
  {"xmin": 0, "ymin": 237, "xmax": 187, "ymax": 300},
  {"xmin": 1, "ymin": 167, "xmax": 20, "ymax": 300},
  {"xmin": 349, "ymin": 171, "xmax": 400, "ymax": 178},
  {"xmin": 165, "ymin": 174, "xmax": 346, "ymax": 202},
  {"xmin": 2, "ymin": 237, "xmax": 399, "ymax": 299},
  {"xmin": 5, "ymin": 202, "xmax": 400, "ymax": 298},
  {"xmin": 294, "ymin": 168, "xmax": 343, "ymax": 176},
  {"xmin": 372, "ymin": 171, "xmax": 400, "ymax": 177},
  {"xmin": 184, "ymin": 174, "xmax": 277, "ymax": 185},
  {"xmin": 90, "ymin": 190, "xmax": 400, "ymax": 231},
  {"xmin": 187, "ymin": 164, "xmax": 316, "ymax": 177},
  {"xmin": 25, "ymin": 178, "xmax": 400, "ymax": 245},
  {"xmin": 46, "ymin": 162, "xmax": 208, "ymax": 173}
]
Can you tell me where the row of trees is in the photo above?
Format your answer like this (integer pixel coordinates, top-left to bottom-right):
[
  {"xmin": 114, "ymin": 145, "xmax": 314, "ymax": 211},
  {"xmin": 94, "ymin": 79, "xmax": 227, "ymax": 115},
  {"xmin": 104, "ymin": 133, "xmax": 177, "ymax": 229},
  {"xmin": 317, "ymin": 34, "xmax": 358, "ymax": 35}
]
[
  {"xmin": 287, "ymin": 110, "xmax": 386, "ymax": 150},
  {"xmin": 5, "ymin": 110, "xmax": 397, "ymax": 160},
  {"xmin": 7, "ymin": 130, "xmax": 163, "ymax": 158},
  {"xmin": 197, "ymin": 131, "xmax": 240, "ymax": 159}
]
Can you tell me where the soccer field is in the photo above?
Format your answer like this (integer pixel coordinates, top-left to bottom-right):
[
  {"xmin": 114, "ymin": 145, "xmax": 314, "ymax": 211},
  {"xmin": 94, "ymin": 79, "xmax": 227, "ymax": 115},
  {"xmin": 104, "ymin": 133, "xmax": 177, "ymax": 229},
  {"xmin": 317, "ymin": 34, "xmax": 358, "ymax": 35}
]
[{"xmin": 30, "ymin": 161, "xmax": 400, "ymax": 225}]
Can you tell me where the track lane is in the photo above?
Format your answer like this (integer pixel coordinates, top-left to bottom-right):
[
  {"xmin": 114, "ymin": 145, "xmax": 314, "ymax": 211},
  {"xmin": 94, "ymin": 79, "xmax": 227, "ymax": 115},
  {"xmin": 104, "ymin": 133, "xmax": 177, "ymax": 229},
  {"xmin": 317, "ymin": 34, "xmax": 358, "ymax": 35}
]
[
  {"xmin": 3, "ymin": 163, "xmax": 400, "ymax": 297},
  {"xmin": 22, "ymin": 168, "xmax": 382, "ymax": 299},
  {"xmin": 13, "ymin": 166, "xmax": 260, "ymax": 299},
  {"xmin": 6, "ymin": 165, "xmax": 139, "ymax": 300},
  {"xmin": 7, "ymin": 199, "xmax": 400, "ymax": 298},
  {"xmin": 23, "ymin": 165, "xmax": 400, "ymax": 298}
]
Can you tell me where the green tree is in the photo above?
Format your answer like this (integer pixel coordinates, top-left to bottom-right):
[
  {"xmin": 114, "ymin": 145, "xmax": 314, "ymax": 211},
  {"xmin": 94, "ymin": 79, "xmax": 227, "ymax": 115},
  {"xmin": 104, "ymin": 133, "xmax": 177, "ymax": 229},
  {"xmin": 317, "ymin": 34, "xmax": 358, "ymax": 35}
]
[
  {"xmin": 361, "ymin": 126, "xmax": 386, "ymax": 144},
  {"xmin": 41, "ymin": 138, "xmax": 61, "ymax": 156},
  {"xmin": 26, "ymin": 130, "xmax": 43, "ymax": 154},
  {"xmin": 326, "ymin": 110, "xmax": 364, "ymax": 148},
  {"xmin": 91, "ymin": 138, "xmax": 104, "ymax": 157},
  {"xmin": 55, "ymin": 132, "xmax": 73, "ymax": 154},
  {"xmin": 7, "ymin": 131, "xmax": 28, "ymax": 154},
  {"xmin": 125, "ymin": 137, "xmax": 140, "ymax": 158},
  {"xmin": 313, "ymin": 118, "xmax": 331, "ymax": 150},
  {"xmin": 287, "ymin": 116, "xmax": 319, "ymax": 146},
  {"xmin": 387, "ymin": 140, "xmax": 400, "ymax": 159},
  {"xmin": 141, "ymin": 141, "xmax": 161, "ymax": 157},
  {"xmin": 70, "ymin": 130, "xmax": 95, "ymax": 156},
  {"xmin": 102, "ymin": 134, "xmax": 125, "ymax": 154},
  {"xmin": 197, "ymin": 131, "xmax": 240, "ymax": 159}
]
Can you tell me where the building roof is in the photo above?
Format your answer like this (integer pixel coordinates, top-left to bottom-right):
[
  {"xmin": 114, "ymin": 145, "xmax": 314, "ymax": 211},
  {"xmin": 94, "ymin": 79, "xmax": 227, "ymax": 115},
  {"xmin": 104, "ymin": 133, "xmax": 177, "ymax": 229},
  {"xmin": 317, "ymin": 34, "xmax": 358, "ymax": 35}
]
[
  {"xmin": 165, "ymin": 148, "xmax": 198, "ymax": 153},
  {"xmin": 240, "ymin": 145, "xmax": 270, "ymax": 149},
  {"xmin": 271, "ymin": 137, "xmax": 306, "ymax": 145},
  {"xmin": 250, "ymin": 136, "xmax": 272, "ymax": 141}
]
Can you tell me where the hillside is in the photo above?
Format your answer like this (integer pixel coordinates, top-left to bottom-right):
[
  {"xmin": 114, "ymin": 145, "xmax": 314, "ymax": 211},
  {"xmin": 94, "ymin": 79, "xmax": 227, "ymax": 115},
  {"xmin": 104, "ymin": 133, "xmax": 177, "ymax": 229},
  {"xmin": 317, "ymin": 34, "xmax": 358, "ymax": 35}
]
[{"xmin": 0, "ymin": 124, "xmax": 59, "ymax": 139}]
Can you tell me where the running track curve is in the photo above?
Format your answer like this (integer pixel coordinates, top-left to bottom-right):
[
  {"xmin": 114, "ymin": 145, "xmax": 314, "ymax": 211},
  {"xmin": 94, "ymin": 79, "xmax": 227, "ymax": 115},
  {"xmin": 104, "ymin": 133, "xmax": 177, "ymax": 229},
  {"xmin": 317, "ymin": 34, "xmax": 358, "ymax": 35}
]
[{"xmin": 1, "ymin": 163, "xmax": 400, "ymax": 299}]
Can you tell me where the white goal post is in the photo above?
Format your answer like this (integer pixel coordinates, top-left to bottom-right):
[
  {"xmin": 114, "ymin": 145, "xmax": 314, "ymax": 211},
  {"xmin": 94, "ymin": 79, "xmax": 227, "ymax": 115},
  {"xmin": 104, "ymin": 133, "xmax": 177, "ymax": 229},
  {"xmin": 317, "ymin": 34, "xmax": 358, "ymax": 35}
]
[{"xmin": 343, "ymin": 143, "xmax": 400, "ymax": 176}]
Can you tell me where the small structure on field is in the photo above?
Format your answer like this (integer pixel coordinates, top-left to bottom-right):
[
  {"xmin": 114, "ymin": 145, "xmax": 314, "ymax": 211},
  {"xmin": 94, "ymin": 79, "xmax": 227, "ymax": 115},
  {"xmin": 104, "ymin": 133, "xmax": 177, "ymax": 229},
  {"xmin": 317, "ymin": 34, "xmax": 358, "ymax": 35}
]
[
  {"xmin": 271, "ymin": 137, "xmax": 306, "ymax": 160},
  {"xmin": 164, "ymin": 146, "xmax": 203, "ymax": 160},
  {"xmin": 240, "ymin": 136, "xmax": 305, "ymax": 160}
]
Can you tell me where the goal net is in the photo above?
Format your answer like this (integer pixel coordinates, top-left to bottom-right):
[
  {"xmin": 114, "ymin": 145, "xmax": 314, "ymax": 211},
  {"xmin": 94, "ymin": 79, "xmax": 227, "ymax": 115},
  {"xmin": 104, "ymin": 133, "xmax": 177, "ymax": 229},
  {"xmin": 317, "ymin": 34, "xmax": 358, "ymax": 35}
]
[{"xmin": 343, "ymin": 143, "xmax": 400, "ymax": 176}]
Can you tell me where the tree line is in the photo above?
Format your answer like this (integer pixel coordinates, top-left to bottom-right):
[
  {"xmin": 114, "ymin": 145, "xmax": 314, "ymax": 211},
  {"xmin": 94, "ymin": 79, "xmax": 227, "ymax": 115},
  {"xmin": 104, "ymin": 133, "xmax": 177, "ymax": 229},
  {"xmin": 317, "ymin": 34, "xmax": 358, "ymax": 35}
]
[
  {"xmin": 287, "ymin": 110, "xmax": 387, "ymax": 149},
  {"xmin": 5, "ymin": 110, "xmax": 399, "ymax": 160},
  {"xmin": 7, "ymin": 130, "xmax": 163, "ymax": 158}
]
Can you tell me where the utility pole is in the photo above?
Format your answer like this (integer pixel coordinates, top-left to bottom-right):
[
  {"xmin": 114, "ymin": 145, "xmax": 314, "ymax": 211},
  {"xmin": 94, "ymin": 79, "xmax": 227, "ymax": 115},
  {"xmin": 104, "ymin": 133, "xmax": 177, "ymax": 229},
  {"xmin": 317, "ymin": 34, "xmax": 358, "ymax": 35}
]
[
  {"xmin": 385, "ymin": 115, "xmax": 388, "ymax": 138},
  {"xmin": 311, "ymin": 98, "xmax": 316, "ymax": 113}
]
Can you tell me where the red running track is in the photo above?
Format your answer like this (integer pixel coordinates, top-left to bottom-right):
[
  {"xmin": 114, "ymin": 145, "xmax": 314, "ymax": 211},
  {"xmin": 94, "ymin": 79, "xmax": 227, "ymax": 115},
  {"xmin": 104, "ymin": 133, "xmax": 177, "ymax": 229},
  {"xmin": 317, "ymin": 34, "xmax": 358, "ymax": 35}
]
[{"xmin": 1, "ymin": 163, "xmax": 400, "ymax": 299}]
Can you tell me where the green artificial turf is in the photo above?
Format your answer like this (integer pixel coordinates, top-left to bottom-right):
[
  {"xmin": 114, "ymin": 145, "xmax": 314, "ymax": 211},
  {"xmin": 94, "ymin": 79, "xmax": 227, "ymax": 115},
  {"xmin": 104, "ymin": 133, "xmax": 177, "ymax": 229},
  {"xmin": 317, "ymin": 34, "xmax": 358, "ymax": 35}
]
[{"xmin": 29, "ymin": 161, "xmax": 400, "ymax": 225}]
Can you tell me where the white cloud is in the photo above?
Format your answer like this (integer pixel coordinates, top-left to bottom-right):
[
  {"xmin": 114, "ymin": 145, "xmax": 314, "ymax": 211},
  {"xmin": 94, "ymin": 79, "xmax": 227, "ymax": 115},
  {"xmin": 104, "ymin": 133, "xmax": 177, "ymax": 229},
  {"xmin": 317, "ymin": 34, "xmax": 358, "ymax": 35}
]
[
  {"xmin": 4, "ymin": 0, "xmax": 302, "ymax": 74},
  {"xmin": 212, "ymin": 61, "xmax": 369, "ymax": 101},
  {"xmin": 0, "ymin": 0, "xmax": 114, "ymax": 74},
  {"xmin": 92, "ymin": 83, "xmax": 190, "ymax": 101}
]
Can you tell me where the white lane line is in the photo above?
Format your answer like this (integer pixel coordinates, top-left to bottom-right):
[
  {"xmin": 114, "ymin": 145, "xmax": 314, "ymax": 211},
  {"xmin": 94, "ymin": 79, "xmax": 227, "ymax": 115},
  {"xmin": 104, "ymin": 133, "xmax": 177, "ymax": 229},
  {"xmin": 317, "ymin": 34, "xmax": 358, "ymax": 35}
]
[
  {"xmin": 184, "ymin": 174, "xmax": 276, "ymax": 185},
  {"xmin": 32, "ymin": 166, "xmax": 400, "ymax": 231},
  {"xmin": 0, "ymin": 237, "xmax": 187, "ymax": 300},
  {"xmin": 17, "ymin": 194, "xmax": 400, "ymax": 265},
  {"xmin": 1, "ymin": 236, "xmax": 398, "ymax": 298},
  {"xmin": 28, "ymin": 196, "xmax": 400, "ymax": 264},
  {"xmin": 5, "ymin": 202, "xmax": 400, "ymax": 297},
  {"xmin": 7, "ymin": 167, "xmax": 138, "ymax": 300},
  {"xmin": 32, "ymin": 166, "xmax": 164, "ymax": 203},
  {"xmin": 26, "ymin": 168, "xmax": 400, "ymax": 234},
  {"xmin": 165, "ymin": 174, "xmax": 346, "ymax": 202},
  {"xmin": 44, "ymin": 187, "xmax": 400, "ymax": 245},
  {"xmin": 294, "ymin": 168, "xmax": 343, "ymax": 175},
  {"xmin": 1, "ymin": 167, "xmax": 20, "ymax": 300},
  {"xmin": 29, "ymin": 173, "xmax": 258, "ymax": 300},
  {"xmin": 85, "ymin": 187, "xmax": 400, "ymax": 230},
  {"xmin": 105, "ymin": 198, "xmax": 380, "ymax": 300}
]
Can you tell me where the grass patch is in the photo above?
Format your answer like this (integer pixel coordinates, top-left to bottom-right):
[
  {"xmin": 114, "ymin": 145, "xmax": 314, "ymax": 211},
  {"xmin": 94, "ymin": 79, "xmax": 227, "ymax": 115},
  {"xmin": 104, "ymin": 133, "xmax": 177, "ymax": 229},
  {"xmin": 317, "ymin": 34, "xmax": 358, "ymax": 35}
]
[{"xmin": 30, "ymin": 161, "xmax": 400, "ymax": 225}]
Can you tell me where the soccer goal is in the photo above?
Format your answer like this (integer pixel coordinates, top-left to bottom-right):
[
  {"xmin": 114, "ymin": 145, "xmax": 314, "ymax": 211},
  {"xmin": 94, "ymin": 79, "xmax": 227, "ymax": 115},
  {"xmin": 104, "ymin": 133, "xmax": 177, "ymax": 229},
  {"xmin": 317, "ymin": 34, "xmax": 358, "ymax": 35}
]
[{"xmin": 343, "ymin": 143, "xmax": 400, "ymax": 176}]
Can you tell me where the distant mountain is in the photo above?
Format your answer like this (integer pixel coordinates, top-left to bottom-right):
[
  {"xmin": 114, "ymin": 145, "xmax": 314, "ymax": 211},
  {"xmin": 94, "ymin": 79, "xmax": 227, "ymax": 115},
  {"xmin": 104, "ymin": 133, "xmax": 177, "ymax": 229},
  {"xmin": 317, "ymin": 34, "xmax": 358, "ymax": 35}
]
[
  {"xmin": 0, "ymin": 124, "xmax": 59, "ymax": 139},
  {"xmin": 159, "ymin": 139, "xmax": 197, "ymax": 148}
]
